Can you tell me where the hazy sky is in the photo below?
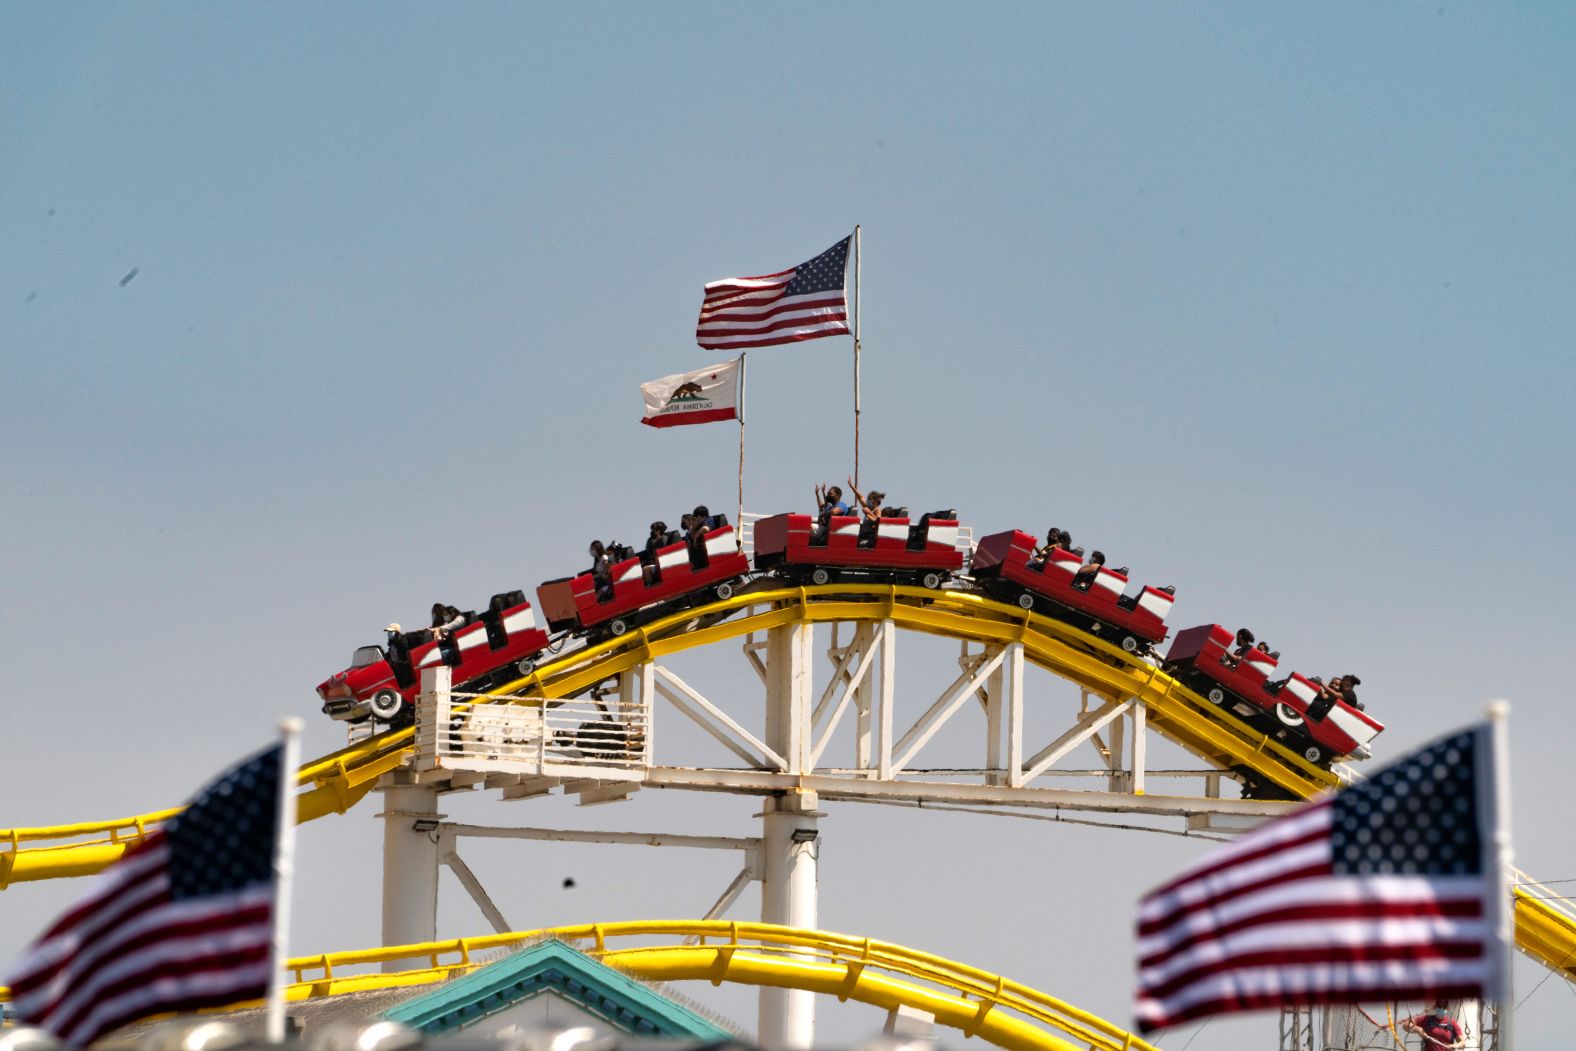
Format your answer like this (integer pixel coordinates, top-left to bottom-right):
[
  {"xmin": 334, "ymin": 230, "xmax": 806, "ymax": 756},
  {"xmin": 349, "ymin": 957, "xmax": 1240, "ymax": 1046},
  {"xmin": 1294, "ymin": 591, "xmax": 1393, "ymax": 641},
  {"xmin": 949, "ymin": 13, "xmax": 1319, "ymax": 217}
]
[{"xmin": 4, "ymin": 5, "xmax": 1575, "ymax": 1048}]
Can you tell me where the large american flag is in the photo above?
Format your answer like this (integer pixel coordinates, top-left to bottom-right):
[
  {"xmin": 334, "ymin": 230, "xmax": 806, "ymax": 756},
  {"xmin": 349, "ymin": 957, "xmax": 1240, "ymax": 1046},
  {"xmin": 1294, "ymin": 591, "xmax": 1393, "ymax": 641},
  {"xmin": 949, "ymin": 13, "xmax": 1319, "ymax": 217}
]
[
  {"xmin": 696, "ymin": 235, "xmax": 851, "ymax": 350},
  {"xmin": 1135, "ymin": 722, "xmax": 1509, "ymax": 1034},
  {"xmin": 5, "ymin": 744, "xmax": 284, "ymax": 1048}
]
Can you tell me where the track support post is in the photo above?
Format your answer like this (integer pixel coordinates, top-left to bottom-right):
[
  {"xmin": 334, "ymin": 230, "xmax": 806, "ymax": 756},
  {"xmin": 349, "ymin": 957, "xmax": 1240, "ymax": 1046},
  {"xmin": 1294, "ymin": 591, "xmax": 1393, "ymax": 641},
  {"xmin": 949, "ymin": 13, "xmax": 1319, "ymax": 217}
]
[{"xmin": 378, "ymin": 668, "xmax": 447, "ymax": 971}]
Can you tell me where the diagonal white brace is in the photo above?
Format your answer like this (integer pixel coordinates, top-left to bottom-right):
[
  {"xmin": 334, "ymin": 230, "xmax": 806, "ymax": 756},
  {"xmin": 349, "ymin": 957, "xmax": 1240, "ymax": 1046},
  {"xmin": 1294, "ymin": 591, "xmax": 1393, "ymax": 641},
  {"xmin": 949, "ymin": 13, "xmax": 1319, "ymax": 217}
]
[
  {"xmin": 810, "ymin": 627, "xmax": 883, "ymax": 769},
  {"xmin": 1020, "ymin": 697, "xmax": 1133, "ymax": 784},
  {"xmin": 655, "ymin": 665, "xmax": 788, "ymax": 770},
  {"xmin": 891, "ymin": 646, "xmax": 1008, "ymax": 775}
]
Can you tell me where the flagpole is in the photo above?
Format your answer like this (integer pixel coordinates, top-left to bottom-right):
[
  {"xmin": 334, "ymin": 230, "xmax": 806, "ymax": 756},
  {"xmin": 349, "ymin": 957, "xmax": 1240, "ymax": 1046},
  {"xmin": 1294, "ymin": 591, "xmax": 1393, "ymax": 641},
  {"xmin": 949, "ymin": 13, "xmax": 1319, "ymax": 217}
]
[
  {"xmin": 852, "ymin": 225, "xmax": 861, "ymax": 489},
  {"xmin": 737, "ymin": 353, "xmax": 747, "ymax": 531},
  {"xmin": 266, "ymin": 718, "xmax": 302, "ymax": 1044},
  {"xmin": 1484, "ymin": 700, "xmax": 1514, "ymax": 1051}
]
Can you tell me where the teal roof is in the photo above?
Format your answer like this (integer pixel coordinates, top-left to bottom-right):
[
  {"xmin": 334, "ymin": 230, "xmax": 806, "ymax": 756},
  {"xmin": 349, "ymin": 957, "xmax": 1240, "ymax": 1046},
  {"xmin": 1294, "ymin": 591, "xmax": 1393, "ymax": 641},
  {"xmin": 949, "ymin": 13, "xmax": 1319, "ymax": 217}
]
[{"xmin": 382, "ymin": 940, "xmax": 732, "ymax": 1040}]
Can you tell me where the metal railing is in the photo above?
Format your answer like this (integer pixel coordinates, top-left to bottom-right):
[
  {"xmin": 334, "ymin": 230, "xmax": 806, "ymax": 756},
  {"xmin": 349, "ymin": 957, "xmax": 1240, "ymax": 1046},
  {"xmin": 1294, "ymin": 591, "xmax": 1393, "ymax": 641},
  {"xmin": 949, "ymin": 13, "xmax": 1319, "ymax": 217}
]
[{"xmin": 420, "ymin": 691, "xmax": 650, "ymax": 779}]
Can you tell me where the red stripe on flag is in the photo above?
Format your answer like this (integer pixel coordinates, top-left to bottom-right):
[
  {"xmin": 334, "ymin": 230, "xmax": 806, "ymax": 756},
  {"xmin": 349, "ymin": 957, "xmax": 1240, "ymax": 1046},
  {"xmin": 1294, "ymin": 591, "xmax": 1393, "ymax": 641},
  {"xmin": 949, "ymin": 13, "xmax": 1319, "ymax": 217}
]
[{"xmin": 641, "ymin": 407, "xmax": 739, "ymax": 428}]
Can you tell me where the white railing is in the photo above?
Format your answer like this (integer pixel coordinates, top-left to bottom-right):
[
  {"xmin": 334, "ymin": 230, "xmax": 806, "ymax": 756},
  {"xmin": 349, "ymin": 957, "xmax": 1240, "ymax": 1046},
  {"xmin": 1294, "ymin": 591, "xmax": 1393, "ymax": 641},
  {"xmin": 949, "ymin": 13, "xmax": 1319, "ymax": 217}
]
[{"xmin": 419, "ymin": 692, "xmax": 650, "ymax": 780}]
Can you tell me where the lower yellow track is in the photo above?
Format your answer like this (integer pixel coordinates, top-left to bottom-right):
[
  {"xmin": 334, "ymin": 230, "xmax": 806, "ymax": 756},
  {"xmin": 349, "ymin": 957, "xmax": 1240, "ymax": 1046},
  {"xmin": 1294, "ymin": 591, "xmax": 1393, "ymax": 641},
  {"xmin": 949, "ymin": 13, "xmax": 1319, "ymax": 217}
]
[
  {"xmin": 3, "ymin": 584, "xmax": 1573, "ymax": 986},
  {"xmin": 2, "ymin": 921, "xmax": 1156, "ymax": 1051}
]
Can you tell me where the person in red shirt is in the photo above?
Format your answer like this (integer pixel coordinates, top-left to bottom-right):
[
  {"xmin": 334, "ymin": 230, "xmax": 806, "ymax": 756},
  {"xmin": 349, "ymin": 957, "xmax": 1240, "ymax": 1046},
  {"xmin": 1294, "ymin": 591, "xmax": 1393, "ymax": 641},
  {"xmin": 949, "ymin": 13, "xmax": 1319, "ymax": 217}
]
[{"xmin": 1401, "ymin": 999, "xmax": 1466, "ymax": 1049}]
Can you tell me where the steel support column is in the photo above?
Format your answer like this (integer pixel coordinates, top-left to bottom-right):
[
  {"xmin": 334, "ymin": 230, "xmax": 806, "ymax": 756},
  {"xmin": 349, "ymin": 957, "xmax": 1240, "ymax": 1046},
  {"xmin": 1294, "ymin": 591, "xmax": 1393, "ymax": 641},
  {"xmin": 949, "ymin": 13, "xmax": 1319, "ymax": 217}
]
[
  {"xmin": 759, "ymin": 795, "xmax": 820, "ymax": 1050},
  {"xmin": 378, "ymin": 778, "xmax": 442, "ymax": 972},
  {"xmin": 760, "ymin": 619, "xmax": 818, "ymax": 1049}
]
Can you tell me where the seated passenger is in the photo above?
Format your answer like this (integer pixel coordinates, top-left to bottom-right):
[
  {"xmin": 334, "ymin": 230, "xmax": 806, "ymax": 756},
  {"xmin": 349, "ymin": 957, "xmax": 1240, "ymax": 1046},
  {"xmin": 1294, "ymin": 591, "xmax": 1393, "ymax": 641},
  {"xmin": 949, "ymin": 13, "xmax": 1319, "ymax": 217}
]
[
  {"xmin": 688, "ymin": 505, "xmax": 712, "ymax": 567},
  {"xmin": 1334, "ymin": 674, "xmax": 1363, "ymax": 710},
  {"xmin": 1222, "ymin": 627, "xmax": 1255, "ymax": 667},
  {"xmin": 1071, "ymin": 550, "xmax": 1106, "ymax": 590},
  {"xmin": 641, "ymin": 520, "xmax": 680, "ymax": 584},
  {"xmin": 431, "ymin": 603, "xmax": 466, "ymax": 638},
  {"xmin": 1031, "ymin": 528, "xmax": 1066, "ymax": 564},
  {"xmin": 588, "ymin": 541, "xmax": 613, "ymax": 602},
  {"xmin": 815, "ymin": 483, "xmax": 850, "ymax": 519},
  {"xmin": 845, "ymin": 478, "xmax": 886, "ymax": 547}
]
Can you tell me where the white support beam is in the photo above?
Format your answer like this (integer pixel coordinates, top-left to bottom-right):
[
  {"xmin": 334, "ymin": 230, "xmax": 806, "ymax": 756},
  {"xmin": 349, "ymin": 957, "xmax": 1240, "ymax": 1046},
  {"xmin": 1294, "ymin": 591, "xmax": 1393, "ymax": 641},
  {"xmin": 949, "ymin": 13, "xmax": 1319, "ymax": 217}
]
[
  {"xmin": 441, "ymin": 847, "xmax": 512, "ymax": 934},
  {"xmin": 444, "ymin": 823, "xmax": 761, "ymax": 852},
  {"xmin": 743, "ymin": 634, "xmax": 769, "ymax": 687},
  {"xmin": 1108, "ymin": 710, "xmax": 1127, "ymax": 793},
  {"xmin": 984, "ymin": 645, "xmax": 1006, "ymax": 786},
  {"xmin": 1020, "ymin": 698, "xmax": 1132, "ymax": 784},
  {"xmin": 1130, "ymin": 698, "xmax": 1147, "ymax": 796},
  {"xmin": 892, "ymin": 647, "xmax": 1007, "ymax": 775},
  {"xmin": 813, "ymin": 623, "xmax": 872, "ymax": 728},
  {"xmin": 1003, "ymin": 642, "xmax": 1024, "ymax": 789},
  {"xmin": 654, "ymin": 665, "xmax": 786, "ymax": 771},
  {"xmin": 809, "ymin": 627, "xmax": 883, "ymax": 769},
  {"xmin": 877, "ymin": 619, "xmax": 895, "ymax": 780}
]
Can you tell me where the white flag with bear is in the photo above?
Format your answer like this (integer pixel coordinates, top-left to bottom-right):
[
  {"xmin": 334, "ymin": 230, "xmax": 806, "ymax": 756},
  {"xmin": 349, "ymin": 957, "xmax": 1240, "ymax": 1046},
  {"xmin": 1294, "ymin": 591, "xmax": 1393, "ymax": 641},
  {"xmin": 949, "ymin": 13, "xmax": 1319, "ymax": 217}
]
[{"xmin": 640, "ymin": 357, "xmax": 742, "ymax": 428}]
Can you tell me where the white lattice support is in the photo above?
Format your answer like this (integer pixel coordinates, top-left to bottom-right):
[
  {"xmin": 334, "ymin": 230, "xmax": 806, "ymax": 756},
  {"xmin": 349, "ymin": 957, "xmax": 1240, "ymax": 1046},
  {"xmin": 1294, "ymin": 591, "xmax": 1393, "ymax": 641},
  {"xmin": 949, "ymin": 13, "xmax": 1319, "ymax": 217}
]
[
  {"xmin": 654, "ymin": 666, "xmax": 786, "ymax": 770},
  {"xmin": 441, "ymin": 847, "xmax": 512, "ymax": 934},
  {"xmin": 892, "ymin": 646, "xmax": 1007, "ymax": 775},
  {"xmin": 628, "ymin": 661, "xmax": 655, "ymax": 763},
  {"xmin": 877, "ymin": 619, "xmax": 895, "ymax": 780},
  {"xmin": 813, "ymin": 622, "xmax": 873, "ymax": 729},
  {"xmin": 982, "ymin": 644, "xmax": 1006, "ymax": 786},
  {"xmin": 1107, "ymin": 708, "xmax": 1127, "ymax": 793},
  {"xmin": 1003, "ymin": 642, "xmax": 1025, "ymax": 789},
  {"xmin": 765, "ymin": 621, "xmax": 814, "ymax": 774},
  {"xmin": 810, "ymin": 626, "xmax": 883, "ymax": 769},
  {"xmin": 1130, "ymin": 698, "xmax": 1147, "ymax": 796},
  {"xmin": 742, "ymin": 632, "xmax": 769, "ymax": 687},
  {"xmin": 1020, "ymin": 697, "xmax": 1133, "ymax": 783}
]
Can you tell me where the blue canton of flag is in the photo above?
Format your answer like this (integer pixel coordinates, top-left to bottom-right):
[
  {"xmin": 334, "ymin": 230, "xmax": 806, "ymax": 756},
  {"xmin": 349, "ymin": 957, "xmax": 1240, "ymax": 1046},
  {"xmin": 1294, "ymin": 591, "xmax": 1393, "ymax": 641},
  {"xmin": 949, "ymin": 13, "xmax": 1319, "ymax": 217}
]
[
  {"xmin": 1135, "ymin": 719, "xmax": 1510, "ymax": 1034},
  {"xmin": 5, "ymin": 744, "xmax": 285, "ymax": 1048},
  {"xmin": 697, "ymin": 236, "xmax": 852, "ymax": 350}
]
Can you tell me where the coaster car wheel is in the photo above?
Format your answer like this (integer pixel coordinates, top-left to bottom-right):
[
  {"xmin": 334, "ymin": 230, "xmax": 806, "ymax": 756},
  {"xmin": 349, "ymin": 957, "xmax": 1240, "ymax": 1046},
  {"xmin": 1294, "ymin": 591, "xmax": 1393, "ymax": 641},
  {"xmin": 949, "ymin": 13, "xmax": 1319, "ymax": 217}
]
[
  {"xmin": 810, "ymin": 568, "xmax": 832, "ymax": 586},
  {"xmin": 1119, "ymin": 635, "xmax": 1140, "ymax": 654},
  {"xmin": 516, "ymin": 658, "xmax": 537, "ymax": 677},
  {"xmin": 1302, "ymin": 743, "xmax": 1327, "ymax": 765},
  {"xmin": 368, "ymin": 689, "xmax": 404, "ymax": 722},
  {"xmin": 1017, "ymin": 592, "xmax": 1035, "ymax": 611},
  {"xmin": 1207, "ymin": 686, "xmax": 1226, "ymax": 705},
  {"xmin": 920, "ymin": 571, "xmax": 943, "ymax": 590},
  {"xmin": 715, "ymin": 581, "xmax": 734, "ymax": 601},
  {"xmin": 609, "ymin": 618, "xmax": 630, "ymax": 637},
  {"xmin": 1274, "ymin": 702, "xmax": 1305, "ymax": 728}
]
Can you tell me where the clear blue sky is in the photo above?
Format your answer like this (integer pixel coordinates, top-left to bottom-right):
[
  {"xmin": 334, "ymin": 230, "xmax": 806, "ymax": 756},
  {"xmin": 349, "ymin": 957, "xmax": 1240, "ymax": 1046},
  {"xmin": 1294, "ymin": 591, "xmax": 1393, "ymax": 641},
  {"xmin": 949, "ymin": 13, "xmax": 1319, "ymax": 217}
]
[{"xmin": 4, "ymin": 5, "xmax": 1575, "ymax": 1047}]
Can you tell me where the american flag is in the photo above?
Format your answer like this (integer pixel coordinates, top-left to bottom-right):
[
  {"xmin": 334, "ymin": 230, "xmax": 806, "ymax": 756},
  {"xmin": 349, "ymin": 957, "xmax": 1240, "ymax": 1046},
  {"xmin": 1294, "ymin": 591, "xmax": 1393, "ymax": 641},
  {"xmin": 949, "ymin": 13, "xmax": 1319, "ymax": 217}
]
[
  {"xmin": 5, "ymin": 743, "xmax": 285, "ymax": 1048},
  {"xmin": 696, "ymin": 236, "xmax": 851, "ymax": 350},
  {"xmin": 1135, "ymin": 722, "xmax": 1509, "ymax": 1034}
]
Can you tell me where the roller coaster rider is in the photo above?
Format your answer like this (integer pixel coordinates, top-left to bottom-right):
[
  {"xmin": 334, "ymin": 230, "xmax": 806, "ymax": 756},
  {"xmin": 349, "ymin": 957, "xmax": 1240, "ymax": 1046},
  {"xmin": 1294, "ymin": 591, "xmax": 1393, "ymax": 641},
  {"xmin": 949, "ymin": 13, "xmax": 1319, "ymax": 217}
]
[
  {"xmin": 845, "ymin": 477, "xmax": 887, "ymax": 547},
  {"xmin": 640, "ymin": 520, "xmax": 681, "ymax": 585},
  {"xmin": 588, "ymin": 541, "xmax": 613, "ymax": 602},
  {"xmin": 1072, "ymin": 550, "xmax": 1106, "ymax": 589},
  {"xmin": 431, "ymin": 603, "xmax": 466, "ymax": 638}
]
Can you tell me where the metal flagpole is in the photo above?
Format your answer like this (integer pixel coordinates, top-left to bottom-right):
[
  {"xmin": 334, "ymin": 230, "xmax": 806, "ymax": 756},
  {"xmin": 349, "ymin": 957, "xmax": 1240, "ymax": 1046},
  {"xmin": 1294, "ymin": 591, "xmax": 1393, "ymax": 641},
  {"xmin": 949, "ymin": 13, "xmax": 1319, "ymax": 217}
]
[
  {"xmin": 852, "ymin": 225, "xmax": 861, "ymax": 489},
  {"xmin": 266, "ymin": 718, "xmax": 302, "ymax": 1043},
  {"xmin": 1484, "ymin": 700, "xmax": 1514, "ymax": 1051},
  {"xmin": 737, "ymin": 353, "xmax": 747, "ymax": 531}
]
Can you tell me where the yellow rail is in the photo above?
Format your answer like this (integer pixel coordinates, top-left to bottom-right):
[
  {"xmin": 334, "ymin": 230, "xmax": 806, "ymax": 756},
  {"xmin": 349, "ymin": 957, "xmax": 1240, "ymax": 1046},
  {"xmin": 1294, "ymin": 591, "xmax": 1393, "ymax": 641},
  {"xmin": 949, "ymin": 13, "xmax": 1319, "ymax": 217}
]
[
  {"xmin": 3, "ymin": 584, "xmax": 1572, "ymax": 986},
  {"xmin": 2, "ymin": 921, "xmax": 1159, "ymax": 1051}
]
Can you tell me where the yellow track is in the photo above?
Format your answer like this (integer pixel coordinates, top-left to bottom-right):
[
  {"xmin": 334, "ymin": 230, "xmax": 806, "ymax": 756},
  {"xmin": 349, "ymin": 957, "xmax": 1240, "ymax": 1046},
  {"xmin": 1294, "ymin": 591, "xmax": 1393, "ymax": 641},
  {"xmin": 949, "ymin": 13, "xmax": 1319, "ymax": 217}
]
[
  {"xmin": 2, "ymin": 921, "xmax": 1157, "ymax": 1051},
  {"xmin": 3, "ymin": 585, "xmax": 1573, "ymax": 984}
]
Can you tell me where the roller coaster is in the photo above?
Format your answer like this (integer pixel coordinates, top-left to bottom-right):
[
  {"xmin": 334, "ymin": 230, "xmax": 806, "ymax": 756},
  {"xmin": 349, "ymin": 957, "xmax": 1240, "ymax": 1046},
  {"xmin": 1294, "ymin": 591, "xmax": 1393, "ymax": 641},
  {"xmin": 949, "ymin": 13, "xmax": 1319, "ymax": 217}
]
[{"xmin": 3, "ymin": 511, "xmax": 1574, "ymax": 1050}]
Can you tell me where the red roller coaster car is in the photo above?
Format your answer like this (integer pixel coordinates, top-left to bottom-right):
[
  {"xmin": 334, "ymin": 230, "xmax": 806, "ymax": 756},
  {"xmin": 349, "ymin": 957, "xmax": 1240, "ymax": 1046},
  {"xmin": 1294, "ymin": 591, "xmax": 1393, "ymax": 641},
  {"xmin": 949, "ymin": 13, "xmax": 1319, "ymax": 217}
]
[
  {"xmin": 751, "ymin": 512, "xmax": 964, "ymax": 587},
  {"xmin": 1163, "ymin": 624, "xmax": 1384, "ymax": 765},
  {"xmin": 317, "ymin": 591, "xmax": 550, "ymax": 725},
  {"xmin": 969, "ymin": 530, "xmax": 1175, "ymax": 654},
  {"xmin": 536, "ymin": 523, "xmax": 750, "ymax": 638}
]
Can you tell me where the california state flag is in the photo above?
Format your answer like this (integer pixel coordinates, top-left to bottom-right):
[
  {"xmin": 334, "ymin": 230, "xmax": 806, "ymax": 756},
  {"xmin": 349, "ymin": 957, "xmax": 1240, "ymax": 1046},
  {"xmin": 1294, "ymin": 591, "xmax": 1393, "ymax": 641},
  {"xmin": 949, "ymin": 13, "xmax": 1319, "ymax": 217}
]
[{"xmin": 640, "ymin": 357, "xmax": 741, "ymax": 428}]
